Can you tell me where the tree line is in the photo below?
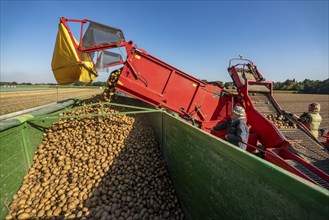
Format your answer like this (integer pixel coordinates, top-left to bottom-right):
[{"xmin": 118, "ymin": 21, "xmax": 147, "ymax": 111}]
[
  {"xmin": 1, "ymin": 78, "xmax": 328, "ymax": 94},
  {"xmin": 200, "ymin": 78, "xmax": 328, "ymax": 94},
  {"xmin": 272, "ymin": 78, "xmax": 328, "ymax": 94}
]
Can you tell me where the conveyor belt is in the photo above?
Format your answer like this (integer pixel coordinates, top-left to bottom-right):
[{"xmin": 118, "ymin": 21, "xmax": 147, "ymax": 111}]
[
  {"xmin": 281, "ymin": 129, "xmax": 329, "ymax": 175},
  {"xmin": 249, "ymin": 92, "xmax": 277, "ymax": 114},
  {"xmin": 248, "ymin": 92, "xmax": 329, "ymax": 187},
  {"xmin": 285, "ymin": 159, "xmax": 329, "ymax": 190}
]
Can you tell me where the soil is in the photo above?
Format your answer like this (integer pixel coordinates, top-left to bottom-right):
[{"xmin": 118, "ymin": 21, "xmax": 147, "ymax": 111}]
[{"xmin": 0, "ymin": 88, "xmax": 101, "ymax": 115}]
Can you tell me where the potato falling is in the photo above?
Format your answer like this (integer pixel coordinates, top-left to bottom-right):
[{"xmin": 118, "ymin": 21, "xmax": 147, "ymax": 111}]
[
  {"xmin": 6, "ymin": 104, "xmax": 184, "ymax": 220},
  {"xmin": 265, "ymin": 113, "xmax": 297, "ymax": 129},
  {"xmin": 103, "ymin": 69, "xmax": 121, "ymax": 102}
]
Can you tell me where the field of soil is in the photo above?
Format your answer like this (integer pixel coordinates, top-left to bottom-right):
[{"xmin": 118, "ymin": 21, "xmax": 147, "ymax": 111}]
[
  {"xmin": 0, "ymin": 88, "xmax": 101, "ymax": 115},
  {"xmin": 1, "ymin": 90, "xmax": 328, "ymax": 130}
]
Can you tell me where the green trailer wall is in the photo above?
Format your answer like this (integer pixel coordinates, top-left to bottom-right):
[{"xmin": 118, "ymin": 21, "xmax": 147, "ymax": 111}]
[
  {"xmin": 1, "ymin": 105, "xmax": 329, "ymax": 219},
  {"xmin": 147, "ymin": 112, "xmax": 329, "ymax": 220},
  {"xmin": 0, "ymin": 119, "xmax": 57, "ymax": 219}
]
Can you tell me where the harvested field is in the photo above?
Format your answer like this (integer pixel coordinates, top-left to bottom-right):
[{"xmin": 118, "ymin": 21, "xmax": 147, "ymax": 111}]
[{"xmin": 0, "ymin": 88, "xmax": 102, "ymax": 115}]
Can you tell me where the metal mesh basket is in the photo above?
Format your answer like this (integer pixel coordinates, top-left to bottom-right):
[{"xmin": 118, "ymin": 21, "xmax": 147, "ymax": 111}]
[{"xmin": 82, "ymin": 21, "xmax": 125, "ymax": 49}]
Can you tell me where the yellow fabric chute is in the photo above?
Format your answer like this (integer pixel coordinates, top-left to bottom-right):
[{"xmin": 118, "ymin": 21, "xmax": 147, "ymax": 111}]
[{"xmin": 51, "ymin": 23, "xmax": 98, "ymax": 85}]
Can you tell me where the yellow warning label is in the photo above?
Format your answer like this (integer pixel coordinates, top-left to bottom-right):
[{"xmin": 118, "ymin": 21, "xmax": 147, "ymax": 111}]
[
  {"xmin": 135, "ymin": 55, "xmax": 141, "ymax": 60},
  {"xmin": 192, "ymin": 83, "xmax": 197, "ymax": 87},
  {"xmin": 117, "ymin": 81, "xmax": 123, "ymax": 86}
]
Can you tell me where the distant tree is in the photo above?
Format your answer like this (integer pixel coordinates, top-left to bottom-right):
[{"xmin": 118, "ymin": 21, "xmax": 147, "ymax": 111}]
[
  {"xmin": 205, "ymin": 80, "xmax": 224, "ymax": 87},
  {"xmin": 302, "ymin": 79, "xmax": 317, "ymax": 92},
  {"xmin": 224, "ymin": 82, "xmax": 234, "ymax": 89},
  {"xmin": 91, "ymin": 81, "xmax": 106, "ymax": 86},
  {"xmin": 310, "ymin": 79, "xmax": 329, "ymax": 94},
  {"xmin": 216, "ymin": 81, "xmax": 224, "ymax": 87},
  {"xmin": 0, "ymin": 81, "xmax": 19, "ymax": 85},
  {"xmin": 291, "ymin": 83, "xmax": 304, "ymax": 91},
  {"xmin": 73, "ymin": 82, "xmax": 86, "ymax": 86},
  {"xmin": 273, "ymin": 81, "xmax": 283, "ymax": 90}
]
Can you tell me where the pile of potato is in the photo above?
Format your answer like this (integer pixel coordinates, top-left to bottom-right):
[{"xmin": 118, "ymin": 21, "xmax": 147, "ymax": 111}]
[
  {"xmin": 6, "ymin": 104, "xmax": 184, "ymax": 219},
  {"xmin": 265, "ymin": 113, "xmax": 297, "ymax": 129}
]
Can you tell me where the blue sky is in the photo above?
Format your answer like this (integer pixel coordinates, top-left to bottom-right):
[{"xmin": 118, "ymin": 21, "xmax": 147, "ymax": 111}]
[{"xmin": 1, "ymin": 0, "xmax": 328, "ymax": 83}]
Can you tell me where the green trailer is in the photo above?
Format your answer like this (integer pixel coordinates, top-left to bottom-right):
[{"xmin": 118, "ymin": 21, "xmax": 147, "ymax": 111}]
[{"xmin": 1, "ymin": 98, "xmax": 328, "ymax": 219}]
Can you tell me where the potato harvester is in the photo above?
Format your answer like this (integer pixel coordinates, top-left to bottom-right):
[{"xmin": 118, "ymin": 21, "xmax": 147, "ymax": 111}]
[{"xmin": 52, "ymin": 17, "xmax": 329, "ymax": 190}]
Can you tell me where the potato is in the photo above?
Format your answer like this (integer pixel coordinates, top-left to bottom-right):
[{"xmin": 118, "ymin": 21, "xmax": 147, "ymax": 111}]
[{"xmin": 6, "ymin": 97, "xmax": 184, "ymax": 220}]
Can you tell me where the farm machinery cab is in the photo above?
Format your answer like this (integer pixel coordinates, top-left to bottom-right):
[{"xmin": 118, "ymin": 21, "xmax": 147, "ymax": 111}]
[{"xmin": 51, "ymin": 17, "xmax": 329, "ymax": 190}]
